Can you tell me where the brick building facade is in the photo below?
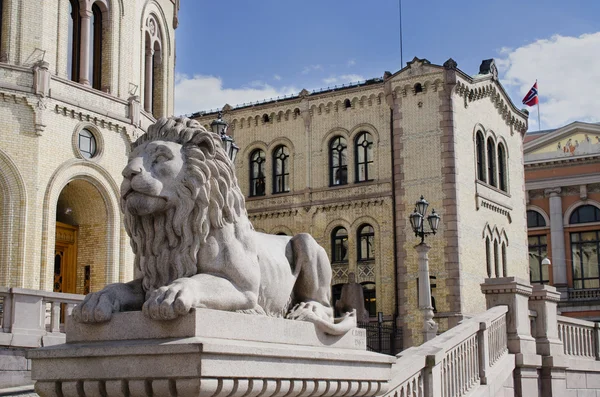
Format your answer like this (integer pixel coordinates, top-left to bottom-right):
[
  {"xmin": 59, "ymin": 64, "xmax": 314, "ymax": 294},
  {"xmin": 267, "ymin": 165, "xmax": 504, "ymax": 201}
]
[
  {"xmin": 0, "ymin": 0, "xmax": 178, "ymax": 293},
  {"xmin": 192, "ymin": 57, "xmax": 530, "ymax": 346}
]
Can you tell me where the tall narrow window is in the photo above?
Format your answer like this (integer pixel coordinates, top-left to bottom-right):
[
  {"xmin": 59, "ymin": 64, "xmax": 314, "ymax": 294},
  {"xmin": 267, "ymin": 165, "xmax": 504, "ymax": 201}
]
[
  {"xmin": 528, "ymin": 235, "xmax": 549, "ymax": 284},
  {"xmin": 90, "ymin": 4, "xmax": 103, "ymax": 90},
  {"xmin": 355, "ymin": 132, "xmax": 374, "ymax": 182},
  {"xmin": 0, "ymin": 0, "xmax": 4, "ymax": 55},
  {"xmin": 249, "ymin": 149, "xmax": 266, "ymax": 197},
  {"xmin": 67, "ymin": 0, "xmax": 81, "ymax": 82},
  {"xmin": 357, "ymin": 224, "xmax": 375, "ymax": 261},
  {"xmin": 487, "ymin": 138, "xmax": 496, "ymax": 187},
  {"xmin": 502, "ymin": 243, "xmax": 507, "ymax": 277},
  {"xmin": 498, "ymin": 143, "xmax": 507, "ymax": 192},
  {"xmin": 144, "ymin": 15, "xmax": 163, "ymax": 116},
  {"xmin": 331, "ymin": 227, "xmax": 348, "ymax": 263},
  {"xmin": 476, "ymin": 132, "xmax": 485, "ymax": 182},
  {"xmin": 485, "ymin": 237, "xmax": 491, "ymax": 277},
  {"xmin": 272, "ymin": 145, "xmax": 290, "ymax": 194},
  {"xmin": 494, "ymin": 240, "xmax": 499, "ymax": 278},
  {"xmin": 329, "ymin": 136, "xmax": 347, "ymax": 186}
]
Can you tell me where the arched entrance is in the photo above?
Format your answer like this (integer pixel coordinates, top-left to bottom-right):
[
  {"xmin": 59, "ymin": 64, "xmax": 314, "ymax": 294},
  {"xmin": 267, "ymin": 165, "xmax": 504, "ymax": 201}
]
[{"xmin": 54, "ymin": 179, "xmax": 108, "ymax": 295}]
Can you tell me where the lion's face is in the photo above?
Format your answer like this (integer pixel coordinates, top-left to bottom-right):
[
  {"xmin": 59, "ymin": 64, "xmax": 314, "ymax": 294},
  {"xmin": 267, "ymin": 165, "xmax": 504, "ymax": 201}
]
[{"xmin": 121, "ymin": 140, "xmax": 185, "ymax": 216}]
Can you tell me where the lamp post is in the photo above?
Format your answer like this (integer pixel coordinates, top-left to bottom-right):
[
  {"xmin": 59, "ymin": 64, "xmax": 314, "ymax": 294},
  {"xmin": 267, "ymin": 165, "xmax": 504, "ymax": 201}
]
[
  {"xmin": 409, "ymin": 195, "xmax": 441, "ymax": 342},
  {"xmin": 210, "ymin": 111, "xmax": 239, "ymax": 163}
]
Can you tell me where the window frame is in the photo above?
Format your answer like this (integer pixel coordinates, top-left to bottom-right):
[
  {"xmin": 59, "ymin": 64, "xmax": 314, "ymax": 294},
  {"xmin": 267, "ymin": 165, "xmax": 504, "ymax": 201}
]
[
  {"xmin": 331, "ymin": 226, "xmax": 349, "ymax": 263},
  {"xmin": 361, "ymin": 282, "xmax": 376, "ymax": 318},
  {"xmin": 329, "ymin": 136, "xmax": 348, "ymax": 186},
  {"xmin": 570, "ymin": 205, "xmax": 600, "ymax": 225},
  {"xmin": 476, "ymin": 131, "xmax": 486, "ymax": 182},
  {"xmin": 355, "ymin": 132, "xmax": 374, "ymax": 183},
  {"xmin": 527, "ymin": 210, "xmax": 547, "ymax": 228},
  {"xmin": 272, "ymin": 145, "xmax": 290, "ymax": 194},
  {"xmin": 570, "ymin": 230, "xmax": 600, "ymax": 289},
  {"xmin": 357, "ymin": 224, "xmax": 375, "ymax": 261},
  {"xmin": 486, "ymin": 137, "xmax": 496, "ymax": 187},
  {"xmin": 528, "ymin": 234, "xmax": 549, "ymax": 284},
  {"xmin": 497, "ymin": 142, "xmax": 507, "ymax": 192},
  {"xmin": 90, "ymin": 3, "xmax": 103, "ymax": 90},
  {"xmin": 249, "ymin": 149, "xmax": 266, "ymax": 197},
  {"xmin": 78, "ymin": 128, "xmax": 97, "ymax": 159},
  {"xmin": 67, "ymin": 0, "xmax": 81, "ymax": 82}
]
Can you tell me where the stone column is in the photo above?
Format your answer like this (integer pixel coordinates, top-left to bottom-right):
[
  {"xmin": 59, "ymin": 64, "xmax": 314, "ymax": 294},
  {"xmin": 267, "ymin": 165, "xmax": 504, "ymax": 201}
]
[
  {"xmin": 78, "ymin": 8, "xmax": 92, "ymax": 86},
  {"xmin": 545, "ymin": 188, "xmax": 567, "ymax": 289},
  {"xmin": 481, "ymin": 277, "xmax": 540, "ymax": 397},
  {"xmin": 144, "ymin": 47, "xmax": 154, "ymax": 112},
  {"xmin": 416, "ymin": 243, "xmax": 437, "ymax": 342}
]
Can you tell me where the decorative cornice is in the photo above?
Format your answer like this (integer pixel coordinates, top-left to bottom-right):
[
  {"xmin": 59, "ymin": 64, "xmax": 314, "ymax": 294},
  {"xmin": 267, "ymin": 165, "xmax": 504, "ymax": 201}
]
[
  {"xmin": 54, "ymin": 104, "xmax": 129, "ymax": 135},
  {"xmin": 454, "ymin": 81, "xmax": 527, "ymax": 135}
]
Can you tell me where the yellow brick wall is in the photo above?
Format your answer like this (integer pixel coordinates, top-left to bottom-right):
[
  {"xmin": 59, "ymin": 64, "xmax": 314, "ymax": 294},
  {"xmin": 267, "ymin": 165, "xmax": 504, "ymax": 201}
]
[{"xmin": 0, "ymin": 0, "xmax": 176, "ymax": 292}]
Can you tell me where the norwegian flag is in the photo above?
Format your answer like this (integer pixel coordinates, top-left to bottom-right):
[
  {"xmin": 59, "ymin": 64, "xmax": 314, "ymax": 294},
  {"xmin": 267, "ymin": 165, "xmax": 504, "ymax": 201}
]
[{"xmin": 522, "ymin": 82, "xmax": 539, "ymax": 107}]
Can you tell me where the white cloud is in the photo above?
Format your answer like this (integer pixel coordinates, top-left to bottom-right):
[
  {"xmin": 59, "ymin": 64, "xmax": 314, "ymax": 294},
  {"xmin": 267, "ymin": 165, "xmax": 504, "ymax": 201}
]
[
  {"xmin": 321, "ymin": 74, "xmax": 365, "ymax": 86},
  {"xmin": 273, "ymin": 74, "xmax": 282, "ymax": 81},
  {"xmin": 301, "ymin": 64, "xmax": 323, "ymax": 74},
  {"xmin": 497, "ymin": 32, "xmax": 600, "ymax": 130},
  {"xmin": 174, "ymin": 74, "xmax": 298, "ymax": 116}
]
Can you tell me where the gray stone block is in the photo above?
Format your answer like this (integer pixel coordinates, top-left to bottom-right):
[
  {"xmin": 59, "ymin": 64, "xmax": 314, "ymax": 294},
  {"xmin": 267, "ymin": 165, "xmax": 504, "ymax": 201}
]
[{"xmin": 567, "ymin": 372, "xmax": 586, "ymax": 389}]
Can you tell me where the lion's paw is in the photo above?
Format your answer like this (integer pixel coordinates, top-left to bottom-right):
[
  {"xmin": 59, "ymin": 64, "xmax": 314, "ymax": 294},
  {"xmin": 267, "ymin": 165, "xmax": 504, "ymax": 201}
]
[
  {"xmin": 142, "ymin": 279, "xmax": 204, "ymax": 320},
  {"xmin": 286, "ymin": 301, "xmax": 329, "ymax": 323},
  {"xmin": 72, "ymin": 290, "xmax": 119, "ymax": 323}
]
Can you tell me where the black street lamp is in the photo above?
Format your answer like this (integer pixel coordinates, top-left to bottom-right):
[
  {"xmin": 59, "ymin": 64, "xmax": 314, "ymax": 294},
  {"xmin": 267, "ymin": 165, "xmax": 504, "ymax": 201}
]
[
  {"xmin": 210, "ymin": 111, "xmax": 239, "ymax": 163},
  {"xmin": 409, "ymin": 196, "xmax": 441, "ymax": 244}
]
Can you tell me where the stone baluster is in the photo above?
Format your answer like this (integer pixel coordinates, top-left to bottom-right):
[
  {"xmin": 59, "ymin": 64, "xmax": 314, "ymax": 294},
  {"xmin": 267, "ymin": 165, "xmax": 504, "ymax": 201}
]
[{"xmin": 50, "ymin": 302, "xmax": 61, "ymax": 333}]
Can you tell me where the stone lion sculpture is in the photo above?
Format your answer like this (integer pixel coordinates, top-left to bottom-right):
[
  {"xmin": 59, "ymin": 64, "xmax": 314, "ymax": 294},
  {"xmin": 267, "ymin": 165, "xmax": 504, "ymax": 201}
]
[{"xmin": 72, "ymin": 117, "xmax": 356, "ymax": 335}]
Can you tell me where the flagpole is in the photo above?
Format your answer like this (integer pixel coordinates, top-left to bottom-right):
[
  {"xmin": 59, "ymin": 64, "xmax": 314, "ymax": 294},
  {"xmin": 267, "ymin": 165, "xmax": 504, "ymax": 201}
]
[
  {"xmin": 536, "ymin": 80, "xmax": 541, "ymax": 131},
  {"xmin": 399, "ymin": 0, "xmax": 403, "ymax": 66}
]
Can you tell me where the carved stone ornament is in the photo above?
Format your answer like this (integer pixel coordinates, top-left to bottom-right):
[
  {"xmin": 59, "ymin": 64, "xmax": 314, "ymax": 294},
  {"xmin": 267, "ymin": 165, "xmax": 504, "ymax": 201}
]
[
  {"xmin": 72, "ymin": 117, "xmax": 356, "ymax": 335},
  {"xmin": 148, "ymin": 18, "xmax": 156, "ymax": 36}
]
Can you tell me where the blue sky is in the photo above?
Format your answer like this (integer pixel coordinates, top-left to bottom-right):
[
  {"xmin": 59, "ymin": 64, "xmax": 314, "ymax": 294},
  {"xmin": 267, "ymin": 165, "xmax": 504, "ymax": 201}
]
[{"xmin": 174, "ymin": 1, "xmax": 600, "ymax": 130}]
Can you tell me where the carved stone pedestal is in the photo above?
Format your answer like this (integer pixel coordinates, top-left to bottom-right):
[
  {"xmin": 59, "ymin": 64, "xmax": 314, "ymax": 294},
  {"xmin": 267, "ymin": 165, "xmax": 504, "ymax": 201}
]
[{"xmin": 29, "ymin": 309, "xmax": 394, "ymax": 397}]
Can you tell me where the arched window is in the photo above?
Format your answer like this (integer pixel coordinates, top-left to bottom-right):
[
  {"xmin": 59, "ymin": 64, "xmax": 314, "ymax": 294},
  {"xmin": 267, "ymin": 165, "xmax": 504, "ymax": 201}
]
[
  {"xmin": 249, "ymin": 149, "xmax": 266, "ymax": 197},
  {"xmin": 485, "ymin": 237, "xmax": 491, "ymax": 278},
  {"xmin": 357, "ymin": 224, "xmax": 375, "ymax": 261},
  {"xmin": 497, "ymin": 143, "xmax": 507, "ymax": 192},
  {"xmin": 414, "ymin": 83, "xmax": 423, "ymax": 93},
  {"xmin": 144, "ymin": 15, "xmax": 164, "ymax": 117},
  {"xmin": 476, "ymin": 132, "xmax": 485, "ymax": 182},
  {"xmin": 355, "ymin": 132, "xmax": 373, "ymax": 183},
  {"xmin": 0, "ymin": 0, "xmax": 3, "ymax": 53},
  {"xmin": 262, "ymin": 114, "xmax": 270, "ymax": 123},
  {"xmin": 272, "ymin": 145, "xmax": 290, "ymax": 194},
  {"xmin": 331, "ymin": 227, "xmax": 348, "ymax": 263},
  {"xmin": 90, "ymin": 3, "xmax": 103, "ymax": 90},
  {"xmin": 570, "ymin": 205, "xmax": 600, "ymax": 224},
  {"xmin": 487, "ymin": 138, "xmax": 496, "ymax": 187},
  {"xmin": 494, "ymin": 240, "xmax": 499, "ymax": 278},
  {"xmin": 361, "ymin": 282, "xmax": 376, "ymax": 317},
  {"xmin": 67, "ymin": 0, "xmax": 81, "ymax": 82},
  {"xmin": 527, "ymin": 210, "xmax": 547, "ymax": 228},
  {"xmin": 329, "ymin": 136, "xmax": 347, "ymax": 186},
  {"xmin": 344, "ymin": 99, "xmax": 351, "ymax": 108}
]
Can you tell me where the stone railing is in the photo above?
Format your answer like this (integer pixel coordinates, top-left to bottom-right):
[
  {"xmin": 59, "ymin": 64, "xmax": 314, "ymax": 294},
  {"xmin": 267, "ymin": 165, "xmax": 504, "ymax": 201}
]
[
  {"xmin": 385, "ymin": 305, "xmax": 509, "ymax": 397},
  {"xmin": 557, "ymin": 315, "xmax": 599, "ymax": 359},
  {"xmin": 0, "ymin": 287, "xmax": 84, "ymax": 348},
  {"xmin": 567, "ymin": 288, "xmax": 600, "ymax": 301}
]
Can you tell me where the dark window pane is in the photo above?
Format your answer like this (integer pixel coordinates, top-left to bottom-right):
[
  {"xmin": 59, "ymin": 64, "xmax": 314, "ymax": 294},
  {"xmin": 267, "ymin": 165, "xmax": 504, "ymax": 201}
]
[
  {"xmin": 570, "ymin": 205, "xmax": 600, "ymax": 224},
  {"xmin": 249, "ymin": 150, "xmax": 266, "ymax": 196},
  {"xmin": 527, "ymin": 210, "xmax": 547, "ymax": 228}
]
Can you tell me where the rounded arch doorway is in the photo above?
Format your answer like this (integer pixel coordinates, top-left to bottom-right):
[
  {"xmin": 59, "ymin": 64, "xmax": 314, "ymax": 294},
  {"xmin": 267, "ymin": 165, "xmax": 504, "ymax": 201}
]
[{"xmin": 55, "ymin": 179, "xmax": 108, "ymax": 295}]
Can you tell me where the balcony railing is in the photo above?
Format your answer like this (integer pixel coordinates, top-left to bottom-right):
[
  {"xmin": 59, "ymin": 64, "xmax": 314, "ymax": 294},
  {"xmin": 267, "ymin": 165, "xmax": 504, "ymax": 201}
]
[
  {"xmin": 557, "ymin": 315, "xmax": 600, "ymax": 359},
  {"xmin": 0, "ymin": 287, "xmax": 84, "ymax": 348},
  {"xmin": 567, "ymin": 288, "xmax": 600, "ymax": 302}
]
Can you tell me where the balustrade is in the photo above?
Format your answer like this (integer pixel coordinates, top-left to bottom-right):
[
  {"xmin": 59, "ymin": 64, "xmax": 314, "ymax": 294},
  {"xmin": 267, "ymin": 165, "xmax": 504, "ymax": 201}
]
[{"xmin": 557, "ymin": 315, "xmax": 598, "ymax": 359}]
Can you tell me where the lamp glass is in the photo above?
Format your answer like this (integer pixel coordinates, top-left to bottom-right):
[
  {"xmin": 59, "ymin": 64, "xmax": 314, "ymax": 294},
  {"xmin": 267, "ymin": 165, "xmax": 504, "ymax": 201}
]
[
  {"xmin": 427, "ymin": 210, "xmax": 441, "ymax": 232},
  {"xmin": 415, "ymin": 196, "xmax": 429, "ymax": 216},
  {"xmin": 409, "ymin": 210, "xmax": 423, "ymax": 232},
  {"xmin": 230, "ymin": 144, "xmax": 239, "ymax": 163}
]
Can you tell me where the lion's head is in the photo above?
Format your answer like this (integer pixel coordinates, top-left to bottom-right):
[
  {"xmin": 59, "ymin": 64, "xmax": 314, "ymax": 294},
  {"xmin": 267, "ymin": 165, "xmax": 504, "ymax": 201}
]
[{"xmin": 121, "ymin": 117, "xmax": 246, "ymax": 293}]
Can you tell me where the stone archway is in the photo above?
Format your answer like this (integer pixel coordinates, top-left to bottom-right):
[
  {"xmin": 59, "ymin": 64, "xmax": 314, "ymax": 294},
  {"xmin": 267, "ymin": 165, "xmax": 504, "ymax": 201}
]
[{"xmin": 55, "ymin": 179, "xmax": 108, "ymax": 294}]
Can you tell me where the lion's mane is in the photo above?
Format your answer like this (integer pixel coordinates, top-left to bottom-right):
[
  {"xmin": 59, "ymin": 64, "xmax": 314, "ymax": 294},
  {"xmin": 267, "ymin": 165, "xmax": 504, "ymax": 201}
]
[{"xmin": 122, "ymin": 117, "xmax": 247, "ymax": 293}]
